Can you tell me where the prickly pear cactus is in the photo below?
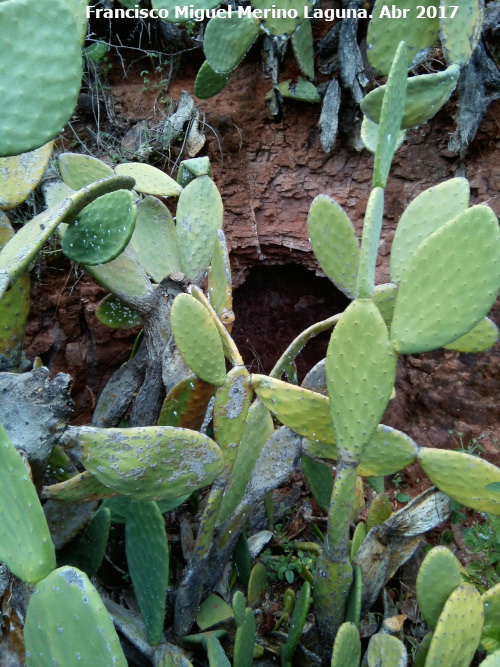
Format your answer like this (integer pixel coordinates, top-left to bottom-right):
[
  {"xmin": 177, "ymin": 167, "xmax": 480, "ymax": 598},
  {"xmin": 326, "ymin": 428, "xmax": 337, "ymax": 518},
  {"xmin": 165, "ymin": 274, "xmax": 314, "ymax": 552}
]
[
  {"xmin": 203, "ymin": 15, "xmax": 260, "ymax": 73},
  {"xmin": 416, "ymin": 546, "xmax": 462, "ymax": 629},
  {"xmin": 330, "ymin": 622, "xmax": 361, "ymax": 667},
  {"xmin": 0, "ymin": 141, "xmax": 54, "ymax": 210},
  {"xmin": 24, "ymin": 566, "xmax": 127, "ymax": 666}
]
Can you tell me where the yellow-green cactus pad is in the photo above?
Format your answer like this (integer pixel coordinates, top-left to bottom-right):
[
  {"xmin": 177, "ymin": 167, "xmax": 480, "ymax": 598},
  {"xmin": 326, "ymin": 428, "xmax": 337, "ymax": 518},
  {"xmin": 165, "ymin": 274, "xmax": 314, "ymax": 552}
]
[
  {"xmin": 252, "ymin": 0, "xmax": 309, "ymax": 36},
  {"xmin": 115, "ymin": 162, "xmax": 182, "ymax": 197},
  {"xmin": 41, "ymin": 471, "xmax": 118, "ymax": 502},
  {"xmin": 360, "ymin": 116, "xmax": 406, "ymax": 155},
  {"xmin": 58, "ymin": 153, "xmax": 114, "ymax": 190},
  {"xmin": 24, "ymin": 566, "xmax": 127, "ymax": 666},
  {"xmin": 361, "ymin": 65, "xmax": 460, "ymax": 130},
  {"xmin": 213, "ymin": 366, "xmax": 252, "ymax": 468},
  {"xmin": 95, "ymin": 294, "xmax": 141, "ymax": 329},
  {"xmin": 67, "ymin": 425, "xmax": 225, "ymax": 500},
  {"xmin": 444, "ymin": 316, "xmax": 499, "ymax": 353},
  {"xmin": 194, "ymin": 61, "xmax": 231, "ymax": 99},
  {"xmin": 130, "ymin": 196, "xmax": 181, "ymax": 283},
  {"xmin": 390, "ymin": 205, "xmax": 500, "ymax": 354},
  {"xmin": 291, "ymin": 18, "xmax": 314, "ymax": 79},
  {"xmin": 0, "ymin": 141, "xmax": 53, "ymax": 210},
  {"xmin": 170, "ymin": 292, "xmax": 226, "ymax": 386},
  {"xmin": 61, "ymin": 0, "xmax": 89, "ymax": 44},
  {"xmin": 307, "ymin": 194, "xmax": 359, "ymax": 298},
  {"xmin": 367, "ymin": 0, "xmax": 439, "ymax": 75},
  {"xmin": 326, "ymin": 299, "xmax": 397, "ymax": 460},
  {"xmin": 269, "ymin": 78, "xmax": 321, "ymax": 103},
  {"xmin": 374, "ymin": 283, "xmax": 398, "ymax": 327},
  {"xmin": 0, "ymin": 424, "xmax": 56, "ymax": 583},
  {"xmin": 85, "ymin": 246, "xmax": 154, "ymax": 302},
  {"xmin": 390, "ymin": 178, "xmax": 470, "ymax": 284},
  {"xmin": 204, "ymin": 15, "xmax": 260, "ymax": 73},
  {"xmin": 418, "ymin": 449, "xmax": 500, "ymax": 515},
  {"xmin": 440, "ymin": 0, "xmax": 483, "ymax": 67},
  {"xmin": 416, "ymin": 546, "xmax": 462, "ymax": 629},
  {"xmin": 208, "ymin": 229, "xmax": 232, "ymax": 319},
  {"xmin": 0, "ymin": 0, "xmax": 82, "ymax": 156}
]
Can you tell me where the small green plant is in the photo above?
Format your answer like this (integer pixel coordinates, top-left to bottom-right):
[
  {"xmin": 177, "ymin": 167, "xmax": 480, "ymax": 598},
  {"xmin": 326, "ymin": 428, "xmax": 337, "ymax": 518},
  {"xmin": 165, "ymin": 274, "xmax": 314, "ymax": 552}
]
[
  {"xmin": 449, "ymin": 429, "xmax": 488, "ymax": 457},
  {"xmin": 261, "ymin": 538, "xmax": 316, "ymax": 585},
  {"xmin": 462, "ymin": 513, "xmax": 500, "ymax": 590}
]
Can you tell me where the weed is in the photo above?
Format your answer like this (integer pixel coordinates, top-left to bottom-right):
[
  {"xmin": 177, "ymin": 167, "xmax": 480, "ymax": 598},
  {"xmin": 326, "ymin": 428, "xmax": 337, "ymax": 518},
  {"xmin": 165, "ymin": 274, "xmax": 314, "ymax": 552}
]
[{"xmin": 462, "ymin": 512, "xmax": 500, "ymax": 590}]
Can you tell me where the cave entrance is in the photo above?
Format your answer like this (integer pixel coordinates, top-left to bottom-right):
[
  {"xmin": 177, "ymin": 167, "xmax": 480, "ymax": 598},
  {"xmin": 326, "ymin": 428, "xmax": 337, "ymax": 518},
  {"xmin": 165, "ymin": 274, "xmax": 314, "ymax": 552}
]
[{"xmin": 231, "ymin": 264, "xmax": 350, "ymax": 382}]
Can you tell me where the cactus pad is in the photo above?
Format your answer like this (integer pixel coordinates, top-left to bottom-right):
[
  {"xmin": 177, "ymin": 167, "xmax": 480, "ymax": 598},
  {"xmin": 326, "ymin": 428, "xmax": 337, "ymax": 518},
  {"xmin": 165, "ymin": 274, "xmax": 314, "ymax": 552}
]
[
  {"xmin": 271, "ymin": 78, "xmax": 321, "ymax": 103},
  {"xmin": 425, "ymin": 584, "xmax": 483, "ymax": 667},
  {"xmin": 326, "ymin": 299, "xmax": 397, "ymax": 459},
  {"xmin": 204, "ymin": 15, "xmax": 260, "ymax": 73},
  {"xmin": 0, "ymin": 141, "xmax": 53, "ymax": 210},
  {"xmin": 64, "ymin": 506, "xmax": 111, "ymax": 577},
  {"xmin": 417, "ymin": 449, "xmax": 500, "ymax": 515},
  {"xmin": 367, "ymin": 0, "xmax": 439, "ymax": 75},
  {"xmin": 330, "ymin": 622, "xmax": 361, "ymax": 667},
  {"xmin": 66, "ymin": 424, "xmax": 224, "ymax": 500},
  {"xmin": 356, "ymin": 187, "xmax": 385, "ymax": 295},
  {"xmin": 0, "ymin": 272, "xmax": 30, "ymax": 368},
  {"xmin": 390, "ymin": 178, "xmax": 470, "ymax": 284},
  {"xmin": 58, "ymin": 153, "xmax": 114, "ymax": 190},
  {"xmin": 24, "ymin": 566, "xmax": 127, "ymax": 666},
  {"xmin": 61, "ymin": 0, "xmax": 89, "ymax": 44},
  {"xmin": 157, "ymin": 376, "xmax": 216, "ymax": 429},
  {"xmin": 366, "ymin": 633, "xmax": 408, "ymax": 666},
  {"xmin": 416, "ymin": 546, "xmax": 462, "ymax": 629},
  {"xmin": 194, "ymin": 61, "xmax": 231, "ymax": 99},
  {"xmin": 213, "ymin": 366, "xmax": 251, "ymax": 468},
  {"xmin": 0, "ymin": 424, "xmax": 56, "ymax": 583},
  {"xmin": 95, "ymin": 294, "xmax": 141, "ymax": 329},
  {"xmin": 175, "ymin": 175, "xmax": 224, "ymax": 282},
  {"xmin": 291, "ymin": 18, "xmax": 314, "ymax": 79},
  {"xmin": 252, "ymin": 0, "xmax": 308, "ymax": 36},
  {"xmin": 41, "ymin": 471, "xmax": 117, "ymax": 502},
  {"xmin": 170, "ymin": 292, "xmax": 226, "ymax": 385},
  {"xmin": 443, "ymin": 316, "xmax": 499, "ymax": 353},
  {"xmin": 390, "ymin": 205, "xmax": 500, "ymax": 354},
  {"xmin": 177, "ymin": 156, "xmax": 212, "ymax": 187},
  {"xmin": 281, "ymin": 581, "xmax": 311, "ymax": 665},
  {"xmin": 130, "ymin": 195, "xmax": 181, "ymax": 282},
  {"xmin": 233, "ymin": 607, "xmax": 256, "ymax": 667},
  {"xmin": 301, "ymin": 456, "xmax": 332, "ymax": 511},
  {"xmin": 361, "ymin": 117, "xmax": 406, "ymax": 155},
  {"xmin": 372, "ymin": 41, "xmax": 408, "ymax": 189},
  {"xmin": 0, "ymin": 0, "xmax": 82, "ymax": 156},
  {"xmin": 307, "ymin": 194, "xmax": 360, "ymax": 298},
  {"xmin": 62, "ymin": 189, "xmax": 137, "ymax": 265},
  {"xmin": 361, "ymin": 65, "xmax": 460, "ymax": 130},
  {"xmin": 357, "ymin": 425, "xmax": 419, "ymax": 477},
  {"xmin": 115, "ymin": 162, "xmax": 182, "ymax": 197},
  {"xmin": 208, "ymin": 229, "xmax": 233, "ymax": 320},
  {"xmin": 374, "ymin": 283, "xmax": 398, "ymax": 326},
  {"xmin": 440, "ymin": 0, "xmax": 483, "ymax": 66},
  {"xmin": 126, "ymin": 500, "xmax": 169, "ymax": 645},
  {"xmin": 85, "ymin": 246, "xmax": 154, "ymax": 302}
]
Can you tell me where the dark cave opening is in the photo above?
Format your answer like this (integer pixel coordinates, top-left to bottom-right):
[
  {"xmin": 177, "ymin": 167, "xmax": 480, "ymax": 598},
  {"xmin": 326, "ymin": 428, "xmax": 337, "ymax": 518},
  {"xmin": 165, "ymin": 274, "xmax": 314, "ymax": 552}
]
[{"xmin": 231, "ymin": 264, "xmax": 350, "ymax": 381}]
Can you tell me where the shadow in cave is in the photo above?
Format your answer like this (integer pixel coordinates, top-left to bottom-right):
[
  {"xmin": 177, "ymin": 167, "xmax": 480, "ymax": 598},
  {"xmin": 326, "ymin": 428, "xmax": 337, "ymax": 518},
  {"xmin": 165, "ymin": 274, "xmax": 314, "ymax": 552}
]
[{"xmin": 231, "ymin": 264, "xmax": 349, "ymax": 382}]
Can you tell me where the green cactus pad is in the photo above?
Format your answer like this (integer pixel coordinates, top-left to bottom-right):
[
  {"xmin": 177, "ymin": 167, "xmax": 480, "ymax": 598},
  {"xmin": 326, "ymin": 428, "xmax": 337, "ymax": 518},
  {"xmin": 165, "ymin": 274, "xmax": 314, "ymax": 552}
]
[
  {"xmin": 361, "ymin": 65, "xmax": 460, "ymax": 130},
  {"xmin": 58, "ymin": 153, "xmax": 114, "ymax": 190},
  {"xmin": 234, "ymin": 534, "xmax": 251, "ymax": 587},
  {"xmin": 270, "ymin": 78, "xmax": 321, "ymax": 103},
  {"xmin": 367, "ymin": 0, "xmax": 439, "ymax": 75},
  {"xmin": 0, "ymin": 141, "xmax": 54, "ymax": 210},
  {"xmin": 205, "ymin": 634, "xmax": 231, "ymax": 665},
  {"xmin": 390, "ymin": 205, "xmax": 500, "ymax": 354},
  {"xmin": 307, "ymin": 194, "xmax": 360, "ymax": 298},
  {"xmin": 102, "ymin": 496, "xmax": 188, "ymax": 523},
  {"xmin": 176, "ymin": 175, "xmax": 224, "ymax": 282},
  {"xmin": 96, "ymin": 294, "xmax": 141, "ymax": 329},
  {"xmin": 126, "ymin": 500, "xmax": 169, "ymax": 645},
  {"xmin": 314, "ymin": 556, "xmax": 353, "ymax": 648},
  {"xmin": 170, "ymin": 292, "xmax": 226, "ymax": 385},
  {"xmin": 357, "ymin": 425, "xmax": 419, "ymax": 477},
  {"xmin": 130, "ymin": 195, "xmax": 181, "ymax": 283},
  {"xmin": 0, "ymin": 424, "xmax": 56, "ymax": 583},
  {"xmin": 440, "ymin": 0, "xmax": 483, "ymax": 66},
  {"xmin": 480, "ymin": 652, "xmax": 500, "ymax": 667},
  {"xmin": 413, "ymin": 632, "xmax": 433, "ymax": 667},
  {"xmin": 390, "ymin": 178, "xmax": 470, "ymax": 284},
  {"xmin": 252, "ymin": 0, "xmax": 309, "ymax": 35},
  {"xmin": 361, "ymin": 116, "xmax": 406, "ymax": 155},
  {"xmin": 24, "ymin": 566, "xmax": 127, "ymax": 666},
  {"xmin": 85, "ymin": 246, "xmax": 154, "ymax": 302},
  {"xmin": 248, "ymin": 562, "xmax": 268, "ymax": 605},
  {"xmin": 67, "ymin": 424, "xmax": 224, "ymax": 500},
  {"xmin": 204, "ymin": 15, "xmax": 260, "ymax": 73},
  {"xmin": 232, "ymin": 590, "xmax": 246, "ymax": 627},
  {"xmin": 372, "ymin": 41, "xmax": 408, "ymax": 189},
  {"xmin": 301, "ymin": 456, "xmax": 332, "ymax": 512},
  {"xmin": 345, "ymin": 565, "xmax": 362, "ymax": 627},
  {"xmin": 356, "ymin": 187, "xmax": 385, "ymax": 295},
  {"xmin": 151, "ymin": 0, "xmax": 222, "ymax": 23},
  {"xmin": 374, "ymin": 283, "xmax": 398, "ymax": 326},
  {"xmin": 208, "ymin": 229, "xmax": 233, "ymax": 319},
  {"xmin": 425, "ymin": 584, "xmax": 483, "ymax": 667},
  {"xmin": 233, "ymin": 607, "xmax": 256, "ymax": 667},
  {"xmin": 416, "ymin": 546, "xmax": 462, "ymax": 629},
  {"xmin": 0, "ymin": 0, "xmax": 82, "ymax": 156},
  {"xmin": 443, "ymin": 317, "xmax": 499, "ymax": 353},
  {"xmin": 350, "ymin": 522, "xmax": 367, "ymax": 560},
  {"xmin": 64, "ymin": 506, "xmax": 111, "ymax": 577},
  {"xmin": 42, "ymin": 471, "xmax": 117, "ymax": 502},
  {"xmin": 330, "ymin": 622, "xmax": 361, "ymax": 667},
  {"xmin": 194, "ymin": 61, "xmax": 231, "ymax": 99},
  {"xmin": 61, "ymin": 0, "xmax": 89, "ymax": 44},
  {"xmin": 213, "ymin": 366, "xmax": 251, "ymax": 468},
  {"xmin": 217, "ymin": 400, "xmax": 274, "ymax": 522},
  {"xmin": 0, "ymin": 272, "xmax": 29, "ymax": 368},
  {"xmin": 115, "ymin": 162, "xmax": 182, "ymax": 197},
  {"xmin": 196, "ymin": 593, "xmax": 234, "ymax": 630},
  {"xmin": 281, "ymin": 581, "xmax": 311, "ymax": 665},
  {"xmin": 366, "ymin": 633, "xmax": 407, "ymax": 666},
  {"xmin": 417, "ymin": 449, "xmax": 500, "ymax": 515},
  {"xmin": 177, "ymin": 156, "xmax": 212, "ymax": 187},
  {"xmin": 366, "ymin": 494, "xmax": 392, "ymax": 531},
  {"xmin": 157, "ymin": 376, "xmax": 216, "ymax": 430},
  {"xmin": 291, "ymin": 18, "xmax": 314, "ymax": 79},
  {"xmin": 326, "ymin": 299, "xmax": 397, "ymax": 459},
  {"xmin": 62, "ymin": 189, "xmax": 136, "ymax": 265}
]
